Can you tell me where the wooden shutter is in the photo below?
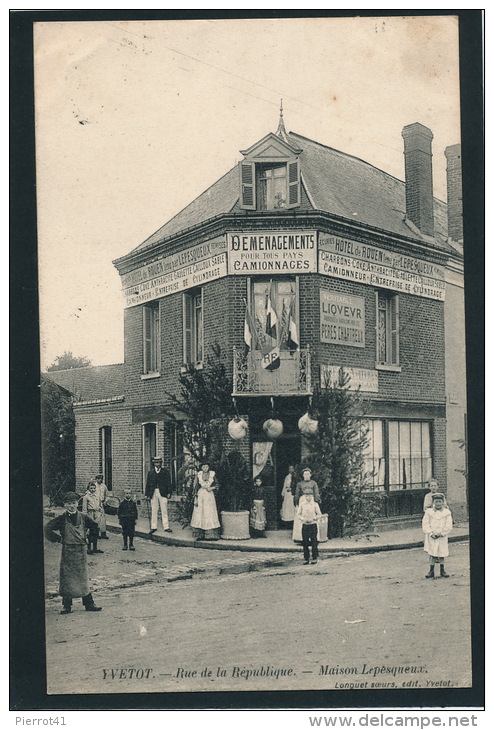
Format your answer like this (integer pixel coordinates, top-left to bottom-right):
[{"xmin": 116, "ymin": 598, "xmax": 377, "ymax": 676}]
[
  {"xmin": 143, "ymin": 306, "xmax": 152, "ymax": 373},
  {"xmin": 286, "ymin": 158, "xmax": 300, "ymax": 208},
  {"xmin": 239, "ymin": 161, "xmax": 256, "ymax": 209},
  {"xmin": 390, "ymin": 295, "xmax": 399, "ymax": 365},
  {"xmin": 183, "ymin": 293, "xmax": 192, "ymax": 364}
]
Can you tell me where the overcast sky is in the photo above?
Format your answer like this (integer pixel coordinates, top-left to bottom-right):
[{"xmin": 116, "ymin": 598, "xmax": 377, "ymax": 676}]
[{"xmin": 34, "ymin": 16, "xmax": 461, "ymax": 369}]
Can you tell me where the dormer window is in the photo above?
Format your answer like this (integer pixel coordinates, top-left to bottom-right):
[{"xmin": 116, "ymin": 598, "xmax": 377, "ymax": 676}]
[
  {"xmin": 240, "ymin": 159, "xmax": 300, "ymax": 211},
  {"xmin": 258, "ymin": 163, "xmax": 287, "ymax": 210},
  {"xmin": 239, "ymin": 131, "xmax": 302, "ymax": 211}
]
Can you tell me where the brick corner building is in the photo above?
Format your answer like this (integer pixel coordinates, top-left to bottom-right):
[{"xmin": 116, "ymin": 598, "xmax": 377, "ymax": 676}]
[{"xmin": 47, "ymin": 111, "xmax": 467, "ymax": 529}]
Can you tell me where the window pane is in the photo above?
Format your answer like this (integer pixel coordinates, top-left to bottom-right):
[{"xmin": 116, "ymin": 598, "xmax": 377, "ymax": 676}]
[
  {"xmin": 399, "ymin": 422, "xmax": 411, "ymax": 488},
  {"xmin": 377, "ymin": 308, "xmax": 387, "ymax": 362},
  {"xmin": 195, "ymin": 292, "xmax": 203, "ymax": 363},
  {"xmin": 421, "ymin": 423, "xmax": 432, "ymax": 484},
  {"xmin": 388, "ymin": 421, "xmax": 400, "ymax": 490}
]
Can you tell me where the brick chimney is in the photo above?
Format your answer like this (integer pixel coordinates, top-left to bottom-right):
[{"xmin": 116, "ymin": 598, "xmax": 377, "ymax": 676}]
[
  {"xmin": 401, "ymin": 123, "xmax": 434, "ymax": 237},
  {"xmin": 444, "ymin": 144, "xmax": 463, "ymax": 243}
]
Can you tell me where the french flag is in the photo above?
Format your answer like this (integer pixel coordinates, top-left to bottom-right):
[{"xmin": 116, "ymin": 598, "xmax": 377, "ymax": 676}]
[
  {"xmin": 287, "ymin": 300, "xmax": 299, "ymax": 354},
  {"xmin": 265, "ymin": 280, "xmax": 278, "ymax": 341}
]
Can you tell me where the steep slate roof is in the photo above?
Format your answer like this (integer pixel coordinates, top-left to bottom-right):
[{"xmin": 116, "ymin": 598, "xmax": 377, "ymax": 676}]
[
  {"xmin": 131, "ymin": 130, "xmax": 451, "ymax": 253},
  {"xmin": 137, "ymin": 167, "xmax": 240, "ymax": 250},
  {"xmin": 45, "ymin": 364, "xmax": 125, "ymax": 402},
  {"xmin": 291, "ymin": 132, "xmax": 449, "ymax": 245}
]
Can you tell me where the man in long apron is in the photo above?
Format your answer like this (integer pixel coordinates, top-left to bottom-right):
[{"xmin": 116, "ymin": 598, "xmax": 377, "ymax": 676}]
[{"xmin": 44, "ymin": 491, "xmax": 103, "ymax": 614}]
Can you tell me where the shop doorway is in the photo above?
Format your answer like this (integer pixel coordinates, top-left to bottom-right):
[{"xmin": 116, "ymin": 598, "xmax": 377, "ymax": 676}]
[
  {"xmin": 274, "ymin": 435, "xmax": 301, "ymax": 528},
  {"xmin": 252, "ymin": 433, "xmax": 301, "ymax": 530}
]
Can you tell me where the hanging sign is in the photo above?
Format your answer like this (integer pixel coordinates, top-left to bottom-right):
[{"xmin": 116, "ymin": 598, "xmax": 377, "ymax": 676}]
[
  {"xmin": 121, "ymin": 237, "xmax": 227, "ymax": 308},
  {"xmin": 227, "ymin": 231, "xmax": 317, "ymax": 274},
  {"xmin": 320, "ymin": 291, "xmax": 365, "ymax": 347},
  {"xmin": 319, "ymin": 235, "xmax": 445, "ymax": 301},
  {"xmin": 320, "ymin": 364, "xmax": 379, "ymax": 392}
]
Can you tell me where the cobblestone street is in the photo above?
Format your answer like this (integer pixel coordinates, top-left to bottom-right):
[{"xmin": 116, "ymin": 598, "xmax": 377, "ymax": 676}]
[{"xmin": 44, "ymin": 534, "xmax": 472, "ymax": 696}]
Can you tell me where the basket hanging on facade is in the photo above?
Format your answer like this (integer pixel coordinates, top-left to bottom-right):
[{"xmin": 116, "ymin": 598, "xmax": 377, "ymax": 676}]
[
  {"xmin": 298, "ymin": 412, "xmax": 318, "ymax": 435},
  {"xmin": 262, "ymin": 418, "xmax": 283, "ymax": 439},
  {"xmin": 228, "ymin": 417, "xmax": 248, "ymax": 440}
]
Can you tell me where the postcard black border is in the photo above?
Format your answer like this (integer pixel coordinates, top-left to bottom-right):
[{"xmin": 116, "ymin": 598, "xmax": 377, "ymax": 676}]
[{"xmin": 10, "ymin": 9, "xmax": 484, "ymax": 712}]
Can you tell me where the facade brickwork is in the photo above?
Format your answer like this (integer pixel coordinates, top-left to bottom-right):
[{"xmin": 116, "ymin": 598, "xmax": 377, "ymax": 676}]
[{"xmin": 52, "ymin": 121, "xmax": 466, "ymax": 529}]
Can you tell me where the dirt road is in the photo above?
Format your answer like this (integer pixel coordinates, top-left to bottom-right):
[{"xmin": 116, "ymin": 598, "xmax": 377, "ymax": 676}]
[{"xmin": 44, "ymin": 535, "xmax": 472, "ymax": 696}]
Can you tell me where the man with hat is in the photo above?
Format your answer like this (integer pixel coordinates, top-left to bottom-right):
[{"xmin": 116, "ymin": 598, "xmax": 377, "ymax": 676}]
[
  {"xmin": 94, "ymin": 473, "xmax": 109, "ymax": 539},
  {"xmin": 422, "ymin": 492, "xmax": 453, "ymax": 579},
  {"xmin": 145, "ymin": 456, "xmax": 173, "ymax": 534},
  {"xmin": 44, "ymin": 491, "xmax": 103, "ymax": 614}
]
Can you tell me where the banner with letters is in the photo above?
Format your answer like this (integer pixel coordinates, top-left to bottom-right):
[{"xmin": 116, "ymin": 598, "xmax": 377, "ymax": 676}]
[
  {"xmin": 320, "ymin": 291, "xmax": 365, "ymax": 347},
  {"xmin": 319, "ymin": 234, "xmax": 445, "ymax": 301},
  {"xmin": 320, "ymin": 364, "xmax": 379, "ymax": 393},
  {"xmin": 227, "ymin": 231, "xmax": 317, "ymax": 275},
  {"xmin": 121, "ymin": 237, "xmax": 227, "ymax": 308}
]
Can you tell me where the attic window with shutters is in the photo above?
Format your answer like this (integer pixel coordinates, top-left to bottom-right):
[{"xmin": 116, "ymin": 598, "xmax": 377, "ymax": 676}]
[{"xmin": 239, "ymin": 158, "xmax": 300, "ymax": 211}]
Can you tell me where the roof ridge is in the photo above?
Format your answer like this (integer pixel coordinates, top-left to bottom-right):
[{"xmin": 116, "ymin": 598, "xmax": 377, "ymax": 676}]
[
  {"xmin": 289, "ymin": 131, "xmax": 446, "ymax": 206},
  {"xmin": 45, "ymin": 363, "xmax": 124, "ymax": 375},
  {"xmin": 289, "ymin": 131, "xmax": 406, "ymax": 186}
]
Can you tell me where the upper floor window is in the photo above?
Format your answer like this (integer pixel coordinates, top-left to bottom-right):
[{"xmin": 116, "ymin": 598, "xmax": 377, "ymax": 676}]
[
  {"xmin": 250, "ymin": 278, "xmax": 298, "ymax": 352},
  {"xmin": 143, "ymin": 302, "xmax": 160, "ymax": 374},
  {"xmin": 183, "ymin": 288, "xmax": 203, "ymax": 366},
  {"xmin": 240, "ymin": 159, "xmax": 300, "ymax": 211},
  {"xmin": 376, "ymin": 291, "xmax": 399, "ymax": 368}
]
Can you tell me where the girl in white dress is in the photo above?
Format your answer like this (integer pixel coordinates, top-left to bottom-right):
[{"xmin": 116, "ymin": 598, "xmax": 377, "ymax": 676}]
[
  {"xmin": 191, "ymin": 463, "xmax": 220, "ymax": 540},
  {"xmin": 422, "ymin": 492, "xmax": 453, "ymax": 578}
]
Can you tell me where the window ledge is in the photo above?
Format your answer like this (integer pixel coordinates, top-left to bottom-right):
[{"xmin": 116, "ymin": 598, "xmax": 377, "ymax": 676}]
[
  {"xmin": 141, "ymin": 372, "xmax": 161, "ymax": 380},
  {"xmin": 375, "ymin": 363, "xmax": 402, "ymax": 373},
  {"xmin": 180, "ymin": 362, "xmax": 204, "ymax": 373}
]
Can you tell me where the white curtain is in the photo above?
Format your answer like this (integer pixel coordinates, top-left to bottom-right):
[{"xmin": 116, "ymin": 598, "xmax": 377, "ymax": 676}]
[{"xmin": 252, "ymin": 442, "xmax": 273, "ymax": 479}]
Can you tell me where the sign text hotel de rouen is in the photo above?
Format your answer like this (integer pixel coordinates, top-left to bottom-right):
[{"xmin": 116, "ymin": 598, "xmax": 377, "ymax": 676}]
[{"xmin": 121, "ymin": 231, "xmax": 445, "ymax": 307}]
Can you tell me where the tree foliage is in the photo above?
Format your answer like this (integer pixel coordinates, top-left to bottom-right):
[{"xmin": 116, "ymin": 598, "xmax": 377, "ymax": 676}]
[
  {"xmin": 47, "ymin": 351, "xmax": 91, "ymax": 371},
  {"xmin": 40, "ymin": 376, "xmax": 75, "ymax": 505},
  {"xmin": 216, "ymin": 450, "xmax": 252, "ymax": 513},
  {"xmin": 164, "ymin": 344, "xmax": 233, "ymax": 468},
  {"xmin": 301, "ymin": 373, "xmax": 381, "ymax": 537}
]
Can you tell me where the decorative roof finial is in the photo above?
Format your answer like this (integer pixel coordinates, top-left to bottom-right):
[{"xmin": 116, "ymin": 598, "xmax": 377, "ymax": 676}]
[{"xmin": 277, "ymin": 98, "xmax": 288, "ymax": 141}]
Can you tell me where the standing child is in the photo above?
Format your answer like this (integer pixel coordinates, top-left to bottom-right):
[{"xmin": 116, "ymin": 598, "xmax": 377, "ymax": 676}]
[
  {"xmin": 82, "ymin": 481, "xmax": 104, "ymax": 555},
  {"xmin": 94, "ymin": 474, "xmax": 109, "ymax": 539},
  {"xmin": 44, "ymin": 492, "xmax": 103, "ymax": 614},
  {"xmin": 422, "ymin": 492, "xmax": 453, "ymax": 578},
  {"xmin": 118, "ymin": 489, "xmax": 138, "ymax": 551},
  {"xmin": 250, "ymin": 476, "xmax": 267, "ymax": 538},
  {"xmin": 296, "ymin": 488, "xmax": 322, "ymax": 565}
]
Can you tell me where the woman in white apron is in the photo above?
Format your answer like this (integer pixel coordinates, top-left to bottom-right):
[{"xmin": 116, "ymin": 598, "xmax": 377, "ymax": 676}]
[
  {"xmin": 191, "ymin": 463, "xmax": 221, "ymax": 540},
  {"xmin": 280, "ymin": 465, "xmax": 296, "ymax": 524}
]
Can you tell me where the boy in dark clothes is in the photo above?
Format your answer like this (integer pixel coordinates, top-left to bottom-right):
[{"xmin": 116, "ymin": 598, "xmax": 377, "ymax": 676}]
[
  {"xmin": 118, "ymin": 489, "xmax": 138, "ymax": 550},
  {"xmin": 44, "ymin": 491, "xmax": 103, "ymax": 614}
]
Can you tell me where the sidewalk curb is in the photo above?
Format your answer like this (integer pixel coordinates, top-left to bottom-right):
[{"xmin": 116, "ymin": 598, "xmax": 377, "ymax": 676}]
[{"xmin": 105, "ymin": 523, "xmax": 469, "ymax": 556}]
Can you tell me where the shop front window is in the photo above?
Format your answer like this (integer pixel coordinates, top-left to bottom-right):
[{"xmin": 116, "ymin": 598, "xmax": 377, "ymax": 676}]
[{"xmin": 362, "ymin": 419, "xmax": 432, "ymax": 492}]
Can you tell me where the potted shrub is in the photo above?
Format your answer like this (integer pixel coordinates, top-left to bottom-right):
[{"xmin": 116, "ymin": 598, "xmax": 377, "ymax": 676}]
[{"xmin": 217, "ymin": 450, "xmax": 252, "ymax": 540}]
